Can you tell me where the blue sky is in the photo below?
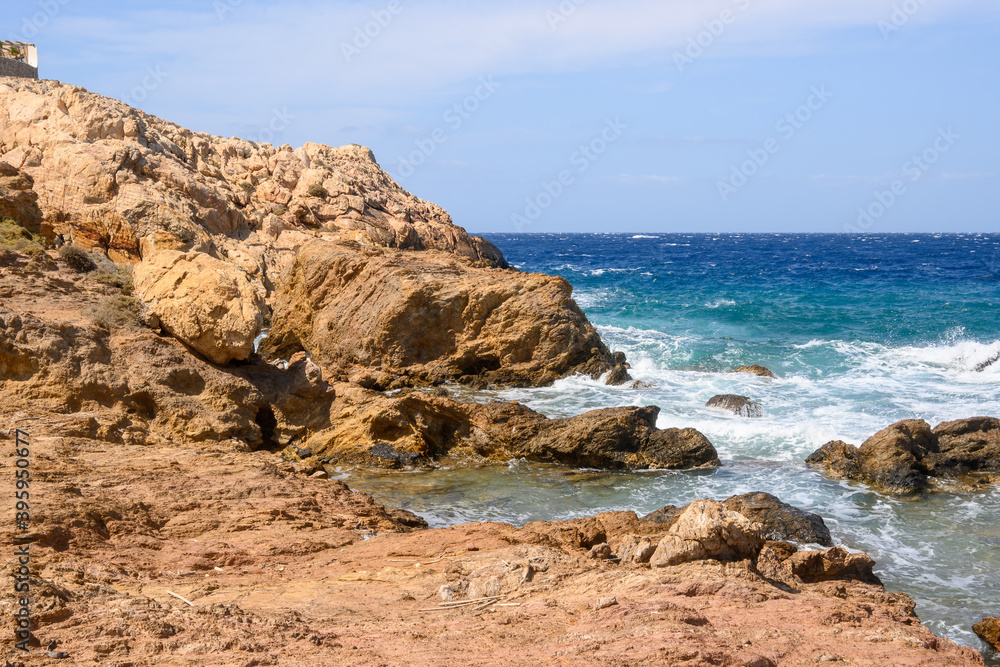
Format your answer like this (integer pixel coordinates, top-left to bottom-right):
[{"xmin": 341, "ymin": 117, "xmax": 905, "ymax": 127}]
[{"xmin": 3, "ymin": 0, "xmax": 999, "ymax": 233}]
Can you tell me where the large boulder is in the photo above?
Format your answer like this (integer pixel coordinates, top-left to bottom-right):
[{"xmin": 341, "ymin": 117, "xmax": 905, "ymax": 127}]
[
  {"xmin": 649, "ymin": 500, "xmax": 766, "ymax": 567},
  {"xmin": 642, "ymin": 493, "xmax": 832, "ymax": 546},
  {"xmin": 721, "ymin": 492, "xmax": 832, "ymax": 546},
  {"xmin": 807, "ymin": 417, "xmax": 1000, "ymax": 494},
  {"xmin": 133, "ymin": 250, "xmax": 267, "ymax": 364},
  {"xmin": 307, "ymin": 389, "xmax": 719, "ymax": 471},
  {"xmin": 261, "ymin": 242, "xmax": 619, "ymax": 388}
]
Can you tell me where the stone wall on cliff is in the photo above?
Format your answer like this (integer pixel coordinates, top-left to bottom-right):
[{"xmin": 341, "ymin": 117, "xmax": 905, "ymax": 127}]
[{"xmin": 0, "ymin": 61, "xmax": 37, "ymax": 79}]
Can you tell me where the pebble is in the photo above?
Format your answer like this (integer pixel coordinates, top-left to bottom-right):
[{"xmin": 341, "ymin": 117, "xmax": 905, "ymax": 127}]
[{"xmin": 591, "ymin": 597, "xmax": 618, "ymax": 610}]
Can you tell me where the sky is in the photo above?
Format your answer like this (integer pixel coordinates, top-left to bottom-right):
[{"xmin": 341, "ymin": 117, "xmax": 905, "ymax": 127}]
[{"xmin": 3, "ymin": 0, "xmax": 999, "ymax": 234}]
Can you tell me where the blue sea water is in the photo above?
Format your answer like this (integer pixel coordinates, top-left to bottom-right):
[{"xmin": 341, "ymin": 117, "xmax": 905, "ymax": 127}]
[{"xmin": 344, "ymin": 233, "xmax": 1000, "ymax": 657}]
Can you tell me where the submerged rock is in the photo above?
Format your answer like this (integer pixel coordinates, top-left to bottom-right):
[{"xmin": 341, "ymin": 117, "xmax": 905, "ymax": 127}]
[
  {"xmin": 261, "ymin": 241, "xmax": 621, "ymax": 388},
  {"xmin": 731, "ymin": 365, "xmax": 776, "ymax": 378},
  {"xmin": 806, "ymin": 417, "xmax": 1000, "ymax": 495},
  {"xmin": 706, "ymin": 394, "xmax": 764, "ymax": 419}
]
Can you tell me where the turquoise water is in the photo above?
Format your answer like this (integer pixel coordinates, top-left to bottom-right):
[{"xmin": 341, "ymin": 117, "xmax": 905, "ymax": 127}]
[{"xmin": 344, "ymin": 233, "xmax": 1000, "ymax": 658}]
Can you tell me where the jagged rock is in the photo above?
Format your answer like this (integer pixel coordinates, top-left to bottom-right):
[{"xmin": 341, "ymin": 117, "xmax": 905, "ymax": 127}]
[
  {"xmin": 731, "ymin": 365, "xmax": 776, "ymax": 378},
  {"xmin": 721, "ymin": 492, "xmax": 833, "ymax": 547},
  {"xmin": 785, "ymin": 547, "xmax": 881, "ymax": 586},
  {"xmin": 706, "ymin": 394, "xmax": 764, "ymax": 419},
  {"xmin": 307, "ymin": 389, "xmax": 719, "ymax": 471},
  {"xmin": 0, "ymin": 161, "xmax": 43, "ymax": 230},
  {"xmin": 975, "ymin": 353, "xmax": 999, "ymax": 372},
  {"xmin": 806, "ymin": 418, "xmax": 1000, "ymax": 494},
  {"xmin": 0, "ymin": 80, "xmax": 507, "ymax": 269},
  {"xmin": 973, "ymin": 617, "xmax": 1000, "ymax": 650},
  {"xmin": 642, "ymin": 494, "xmax": 831, "ymax": 547},
  {"xmin": 649, "ymin": 500, "xmax": 766, "ymax": 567},
  {"xmin": 606, "ymin": 364, "xmax": 631, "ymax": 386},
  {"xmin": 261, "ymin": 241, "xmax": 619, "ymax": 388},
  {"xmin": 133, "ymin": 250, "xmax": 267, "ymax": 365}
]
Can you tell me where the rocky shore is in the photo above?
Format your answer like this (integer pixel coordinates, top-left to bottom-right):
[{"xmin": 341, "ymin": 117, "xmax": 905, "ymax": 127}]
[{"xmin": 0, "ymin": 77, "xmax": 994, "ymax": 664}]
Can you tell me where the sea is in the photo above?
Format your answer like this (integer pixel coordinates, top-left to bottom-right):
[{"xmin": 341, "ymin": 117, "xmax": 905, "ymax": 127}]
[{"xmin": 343, "ymin": 233, "xmax": 1000, "ymax": 658}]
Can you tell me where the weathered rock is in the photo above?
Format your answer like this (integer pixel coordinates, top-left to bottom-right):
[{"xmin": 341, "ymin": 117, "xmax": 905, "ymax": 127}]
[
  {"xmin": 642, "ymin": 494, "xmax": 831, "ymax": 547},
  {"xmin": 0, "ymin": 160, "xmax": 43, "ymax": 230},
  {"xmin": 133, "ymin": 250, "xmax": 267, "ymax": 364},
  {"xmin": 307, "ymin": 388, "xmax": 719, "ymax": 471},
  {"xmin": 785, "ymin": 547, "xmax": 881, "ymax": 586},
  {"xmin": 0, "ymin": 79, "xmax": 507, "ymax": 269},
  {"xmin": 261, "ymin": 241, "xmax": 619, "ymax": 388},
  {"xmin": 975, "ymin": 353, "xmax": 999, "ymax": 372},
  {"xmin": 731, "ymin": 365, "xmax": 776, "ymax": 378},
  {"xmin": 649, "ymin": 500, "xmax": 766, "ymax": 567},
  {"xmin": 706, "ymin": 394, "xmax": 764, "ymax": 419},
  {"xmin": 973, "ymin": 617, "xmax": 1000, "ymax": 650},
  {"xmin": 807, "ymin": 417, "xmax": 1000, "ymax": 494},
  {"xmin": 606, "ymin": 364, "xmax": 632, "ymax": 386},
  {"xmin": 721, "ymin": 492, "xmax": 833, "ymax": 546}
]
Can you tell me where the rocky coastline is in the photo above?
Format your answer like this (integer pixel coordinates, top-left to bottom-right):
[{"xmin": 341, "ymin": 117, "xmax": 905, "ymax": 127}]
[{"xmin": 0, "ymin": 77, "xmax": 995, "ymax": 664}]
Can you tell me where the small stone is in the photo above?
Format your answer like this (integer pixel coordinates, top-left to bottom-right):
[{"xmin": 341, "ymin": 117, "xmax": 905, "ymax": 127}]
[
  {"xmin": 706, "ymin": 395, "xmax": 764, "ymax": 419},
  {"xmin": 309, "ymin": 470, "xmax": 328, "ymax": 479},
  {"xmin": 296, "ymin": 447, "xmax": 313, "ymax": 459},
  {"xmin": 591, "ymin": 597, "xmax": 618, "ymax": 610},
  {"xmin": 587, "ymin": 543, "xmax": 613, "ymax": 560}
]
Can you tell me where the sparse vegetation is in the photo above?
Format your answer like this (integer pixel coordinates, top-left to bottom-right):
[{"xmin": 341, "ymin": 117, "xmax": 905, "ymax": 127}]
[
  {"xmin": 307, "ymin": 183, "xmax": 329, "ymax": 199},
  {"xmin": 0, "ymin": 218, "xmax": 46, "ymax": 256},
  {"xmin": 84, "ymin": 294, "xmax": 144, "ymax": 330},
  {"xmin": 93, "ymin": 264, "xmax": 135, "ymax": 295},
  {"xmin": 239, "ymin": 181, "xmax": 254, "ymax": 192},
  {"xmin": 272, "ymin": 204, "xmax": 287, "ymax": 216},
  {"xmin": 59, "ymin": 244, "xmax": 99, "ymax": 273}
]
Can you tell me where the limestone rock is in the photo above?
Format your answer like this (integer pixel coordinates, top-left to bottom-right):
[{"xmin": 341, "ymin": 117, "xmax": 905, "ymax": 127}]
[
  {"xmin": 649, "ymin": 500, "xmax": 766, "ymax": 567},
  {"xmin": 0, "ymin": 161, "xmax": 43, "ymax": 231},
  {"xmin": 807, "ymin": 417, "xmax": 1000, "ymax": 495},
  {"xmin": 0, "ymin": 79, "xmax": 507, "ymax": 268},
  {"xmin": 731, "ymin": 365, "xmax": 776, "ymax": 378},
  {"xmin": 261, "ymin": 241, "xmax": 619, "ymax": 388},
  {"xmin": 721, "ymin": 492, "xmax": 833, "ymax": 546},
  {"xmin": 706, "ymin": 394, "xmax": 764, "ymax": 419},
  {"xmin": 973, "ymin": 617, "xmax": 1000, "ymax": 650},
  {"xmin": 307, "ymin": 389, "xmax": 719, "ymax": 471},
  {"xmin": 133, "ymin": 250, "xmax": 267, "ymax": 365}
]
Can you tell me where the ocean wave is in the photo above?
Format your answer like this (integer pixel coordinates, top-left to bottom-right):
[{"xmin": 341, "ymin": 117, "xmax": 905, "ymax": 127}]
[
  {"xmin": 705, "ymin": 298, "xmax": 737, "ymax": 309},
  {"xmin": 631, "ymin": 234, "xmax": 657, "ymax": 239}
]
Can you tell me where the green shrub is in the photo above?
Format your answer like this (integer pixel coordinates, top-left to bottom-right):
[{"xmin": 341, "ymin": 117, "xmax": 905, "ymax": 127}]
[
  {"xmin": 272, "ymin": 204, "xmax": 287, "ymax": 216},
  {"xmin": 0, "ymin": 219, "xmax": 46, "ymax": 256},
  {"xmin": 239, "ymin": 181, "xmax": 254, "ymax": 192},
  {"xmin": 59, "ymin": 245, "xmax": 98, "ymax": 273},
  {"xmin": 307, "ymin": 183, "xmax": 329, "ymax": 199},
  {"xmin": 85, "ymin": 294, "xmax": 143, "ymax": 330}
]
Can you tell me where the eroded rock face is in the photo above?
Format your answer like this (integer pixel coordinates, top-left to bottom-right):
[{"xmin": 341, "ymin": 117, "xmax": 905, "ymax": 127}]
[
  {"xmin": 0, "ymin": 79, "xmax": 506, "ymax": 269},
  {"xmin": 649, "ymin": 500, "xmax": 766, "ymax": 567},
  {"xmin": 706, "ymin": 394, "xmax": 764, "ymax": 418},
  {"xmin": 0, "ymin": 160, "xmax": 43, "ymax": 229},
  {"xmin": 133, "ymin": 250, "xmax": 267, "ymax": 364},
  {"xmin": 806, "ymin": 418, "xmax": 1000, "ymax": 494},
  {"xmin": 262, "ymin": 242, "xmax": 618, "ymax": 387}
]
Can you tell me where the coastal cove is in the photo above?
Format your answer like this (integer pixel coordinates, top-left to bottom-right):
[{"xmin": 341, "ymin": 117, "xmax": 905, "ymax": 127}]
[{"xmin": 345, "ymin": 233, "xmax": 1000, "ymax": 658}]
